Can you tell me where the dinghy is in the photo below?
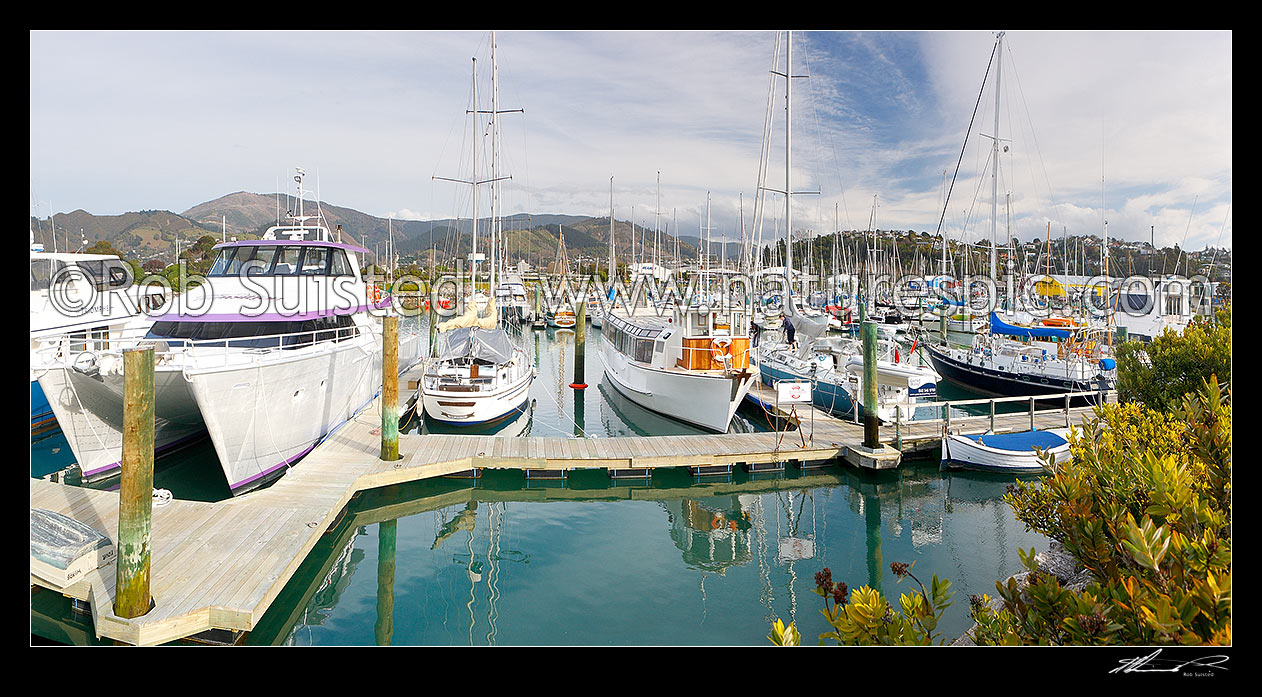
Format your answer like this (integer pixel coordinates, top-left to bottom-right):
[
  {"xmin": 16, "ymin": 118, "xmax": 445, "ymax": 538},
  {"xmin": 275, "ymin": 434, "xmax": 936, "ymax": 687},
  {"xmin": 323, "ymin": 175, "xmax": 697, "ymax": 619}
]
[{"xmin": 940, "ymin": 428, "xmax": 1071, "ymax": 474}]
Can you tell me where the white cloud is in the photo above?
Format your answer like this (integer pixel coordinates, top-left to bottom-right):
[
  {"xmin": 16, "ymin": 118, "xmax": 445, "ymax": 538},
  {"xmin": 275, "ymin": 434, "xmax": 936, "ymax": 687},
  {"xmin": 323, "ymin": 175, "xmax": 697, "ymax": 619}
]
[{"xmin": 30, "ymin": 29, "xmax": 1230, "ymax": 252}]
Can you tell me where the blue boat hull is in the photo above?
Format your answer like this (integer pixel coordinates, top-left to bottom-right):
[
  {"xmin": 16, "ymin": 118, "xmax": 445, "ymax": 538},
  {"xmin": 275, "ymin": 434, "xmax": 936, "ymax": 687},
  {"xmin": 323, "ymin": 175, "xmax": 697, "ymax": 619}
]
[
  {"xmin": 758, "ymin": 362, "xmax": 857, "ymax": 417},
  {"xmin": 31, "ymin": 380, "xmax": 57, "ymax": 432}
]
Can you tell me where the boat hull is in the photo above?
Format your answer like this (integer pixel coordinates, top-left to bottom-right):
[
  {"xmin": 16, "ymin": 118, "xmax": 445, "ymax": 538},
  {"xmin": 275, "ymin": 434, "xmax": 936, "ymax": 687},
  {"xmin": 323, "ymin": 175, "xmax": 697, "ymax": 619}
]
[
  {"xmin": 758, "ymin": 360, "xmax": 856, "ymax": 417},
  {"xmin": 422, "ymin": 368, "xmax": 534, "ymax": 426},
  {"xmin": 38, "ymin": 331, "xmax": 421, "ymax": 493},
  {"xmin": 30, "ymin": 380, "xmax": 56, "ymax": 432},
  {"xmin": 925, "ymin": 343, "xmax": 1109, "ymax": 402},
  {"xmin": 38, "ymin": 363, "xmax": 207, "ymax": 482},
  {"xmin": 600, "ymin": 338, "xmax": 753, "ymax": 433},
  {"xmin": 940, "ymin": 430, "xmax": 1070, "ymax": 474},
  {"xmin": 186, "ymin": 333, "xmax": 385, "ymax": 494}
]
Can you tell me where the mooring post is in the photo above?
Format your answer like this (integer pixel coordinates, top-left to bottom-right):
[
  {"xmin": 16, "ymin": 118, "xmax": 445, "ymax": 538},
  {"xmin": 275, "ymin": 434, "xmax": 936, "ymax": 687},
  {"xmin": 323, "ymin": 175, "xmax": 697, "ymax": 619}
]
[
  {"xmin": 894, "ymin": 406, "xmax": 902, "ymax": 451},
  {"xmin": 115, "ymin": 346, "xmax": 155, "ymax": 619},
  {"xmin": 375, "ymin": 519, "xmax": 397, "ymax": 646},
  {"xmin": 571, "ymin": 297, "xmax": 587, "ymax": 389},
  {"xmin": 381, "ymin": 315, "xmax": 399, "ymax": 461},
  {"xmin": 1029, "ymin": 396, "xmax": 1036, "ymax": 431},
  {"xmin": 533, "ymin": 284, "xmax": 542, "ymax": 325},
  {"xmin": 1065, "ymin": 392, "xmax": 1071, "ymax": 427},
  {"xmin": 862, "ymin": 320, "xmax": 879, "ymax": 449},
  {"xmin": 989, "ymin": 399, "xmax": 996, "ymax": 432}
]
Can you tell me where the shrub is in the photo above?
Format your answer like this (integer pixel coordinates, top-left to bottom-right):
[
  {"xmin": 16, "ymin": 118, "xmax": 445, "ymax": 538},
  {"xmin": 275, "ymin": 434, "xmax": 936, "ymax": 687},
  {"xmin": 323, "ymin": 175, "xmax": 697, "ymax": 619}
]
[
  {"xmin": 983, "ymin": 377, "xmax": 1231, "ymax": 645},
  {"xmin": 1115, "ymin": 307, "xmax": 1230, "ymax": 412}
]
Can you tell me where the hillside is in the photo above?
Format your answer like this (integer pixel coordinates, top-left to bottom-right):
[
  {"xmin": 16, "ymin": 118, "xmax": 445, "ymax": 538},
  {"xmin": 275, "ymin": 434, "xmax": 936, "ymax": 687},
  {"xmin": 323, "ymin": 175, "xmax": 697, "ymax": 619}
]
[
  {"xmin": 30, "ymin": 192, "xmax": 701, "ymax": 268},
  {"xmin": 29, "ymin": 209, "xmax": 220, "ymax": 262}
]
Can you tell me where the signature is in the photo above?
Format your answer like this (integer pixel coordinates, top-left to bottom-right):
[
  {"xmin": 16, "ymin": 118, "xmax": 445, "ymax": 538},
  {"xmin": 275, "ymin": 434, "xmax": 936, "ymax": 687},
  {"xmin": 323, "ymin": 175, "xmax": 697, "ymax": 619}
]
[{"xmin": 1110, "ymin": 649, "xmax": 1229, "ymax": 675}]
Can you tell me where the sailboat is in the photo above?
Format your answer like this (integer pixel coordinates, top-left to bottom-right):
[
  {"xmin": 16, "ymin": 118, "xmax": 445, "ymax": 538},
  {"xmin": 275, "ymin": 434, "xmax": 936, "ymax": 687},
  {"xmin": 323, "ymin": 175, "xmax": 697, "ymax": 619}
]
[
  {"xmin": 421, "ymin": 35, "xmax": 536, "ymax": 426},
  {"xmin": 752, "ymin": 31, "xmax": 939, "ymax": 423},
  {"xmin": 922, "ymin": 32, "xmax": 1116, "ymax": 399},
  {"xmin": 546, "ymin": 225, "xmax": 577, "ymax": 329}
]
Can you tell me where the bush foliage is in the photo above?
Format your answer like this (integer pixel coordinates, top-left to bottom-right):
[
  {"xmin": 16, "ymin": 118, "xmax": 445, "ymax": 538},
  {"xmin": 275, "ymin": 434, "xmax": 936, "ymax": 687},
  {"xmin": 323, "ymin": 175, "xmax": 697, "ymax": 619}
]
[
  {"xmin": 1115, "ymin": 307, "xmax": 1230, "ymax": 412},
  {"xmin": 975, "ymin": 376, "xmax": 1230, "ymax": 644},
  {"xmin": 771, "ymin": 376, "xmax": 1230, "ymax": 646}
]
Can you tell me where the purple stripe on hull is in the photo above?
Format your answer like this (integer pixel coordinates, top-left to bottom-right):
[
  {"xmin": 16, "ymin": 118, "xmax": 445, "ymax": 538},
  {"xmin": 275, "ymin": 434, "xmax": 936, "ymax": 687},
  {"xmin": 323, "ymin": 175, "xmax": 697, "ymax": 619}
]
[{"xmin": 228, "ymin": 441, "xmax": 319, "ymax": 494}]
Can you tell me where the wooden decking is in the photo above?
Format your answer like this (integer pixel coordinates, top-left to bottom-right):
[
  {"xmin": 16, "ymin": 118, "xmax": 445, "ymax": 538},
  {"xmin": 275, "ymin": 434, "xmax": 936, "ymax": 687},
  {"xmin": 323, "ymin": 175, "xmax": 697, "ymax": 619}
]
[{"xmin": 30, "ymin": 367, "xmax": 1112, "ymax": 645}]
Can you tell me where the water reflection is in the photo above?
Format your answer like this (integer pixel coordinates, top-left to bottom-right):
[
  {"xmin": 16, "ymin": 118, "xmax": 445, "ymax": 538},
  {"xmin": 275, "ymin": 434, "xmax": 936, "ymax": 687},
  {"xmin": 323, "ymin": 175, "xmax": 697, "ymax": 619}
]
[{"xmin": 236, "ymin": 460, "xmax": 1044, "ymax": 646}]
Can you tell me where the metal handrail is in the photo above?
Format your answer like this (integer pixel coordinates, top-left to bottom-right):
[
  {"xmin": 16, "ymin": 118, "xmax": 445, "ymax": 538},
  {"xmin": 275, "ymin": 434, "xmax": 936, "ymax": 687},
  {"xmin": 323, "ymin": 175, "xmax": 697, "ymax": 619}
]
[{"xmin": 34, "ymin": 322, "xmax": 383, "ymax": 371}]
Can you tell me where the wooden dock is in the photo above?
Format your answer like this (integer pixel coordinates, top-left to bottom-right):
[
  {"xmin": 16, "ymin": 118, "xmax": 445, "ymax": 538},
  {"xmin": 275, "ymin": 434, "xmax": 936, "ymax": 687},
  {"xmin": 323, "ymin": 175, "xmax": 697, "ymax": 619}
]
[{"xmin": 30, "ymin": 365, "xmax": 1112, "ymax": 646}]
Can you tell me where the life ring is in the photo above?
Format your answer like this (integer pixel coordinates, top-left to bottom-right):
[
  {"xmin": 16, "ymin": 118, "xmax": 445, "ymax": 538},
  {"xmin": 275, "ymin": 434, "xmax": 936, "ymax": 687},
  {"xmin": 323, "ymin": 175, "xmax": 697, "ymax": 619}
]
[
  {"xmin": 368, "ymin": 285, "xmax": 383, "ymax": 304},
  {"xmin": 712, "ymin": 517, "xmax": 721, "ymax": 529},
  {"xmin": 711, "ymin": 337, "xmax": 732, "ymax": 364}
]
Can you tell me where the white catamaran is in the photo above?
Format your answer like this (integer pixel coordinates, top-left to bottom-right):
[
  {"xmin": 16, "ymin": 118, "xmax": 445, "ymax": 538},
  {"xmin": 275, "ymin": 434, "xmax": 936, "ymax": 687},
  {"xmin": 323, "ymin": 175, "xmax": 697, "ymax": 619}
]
[{"xmin": 37, "ymin": 169, "xmax": 422, "ymax": 494}]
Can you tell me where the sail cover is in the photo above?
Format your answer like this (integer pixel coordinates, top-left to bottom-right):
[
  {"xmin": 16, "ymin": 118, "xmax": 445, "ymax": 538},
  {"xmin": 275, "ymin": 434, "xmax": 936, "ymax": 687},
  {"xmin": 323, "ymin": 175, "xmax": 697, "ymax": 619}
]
[
  {"xmin": 989, "ymin": 312, "xmax": 1071, "ymax": 340},
  {"xmin": 433, "ymin": 327, "xmax": 518, "ymax": 364}
]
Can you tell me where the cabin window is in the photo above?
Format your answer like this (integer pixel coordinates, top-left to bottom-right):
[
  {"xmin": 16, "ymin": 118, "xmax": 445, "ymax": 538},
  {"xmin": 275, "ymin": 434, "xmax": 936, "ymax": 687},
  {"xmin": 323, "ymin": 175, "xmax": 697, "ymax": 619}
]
[
  {"xmin": 634, "ymin": 338, "xmax": 654, "ymax": 363},
  {"xmin": 30, "ymin": 259, "xmax": 62, "ymax": 291},
  {"xmin": 68, "ymin": 325, "xmax": 111, "ymax": 353},
  {"xmin": 299, "ymin": 247, "xmax": 330, "ymax": 275},
  {"xmin": 207, "ymin": 247, "xmax": 239, "ymax": 276},
  {"xmin": 273, "ymin": 246, "xmax": 302, "ymax": 275},
  {"xmin": 243, "ymin": 246, "xmax": 279, "ymax": 275},
  {"xmin": 208, "ymin": 245, "xmax": 351, "ymax": 277},
  {"xmin": 329, "ymin": 249, "xmax": 353, "ymax": 276}
]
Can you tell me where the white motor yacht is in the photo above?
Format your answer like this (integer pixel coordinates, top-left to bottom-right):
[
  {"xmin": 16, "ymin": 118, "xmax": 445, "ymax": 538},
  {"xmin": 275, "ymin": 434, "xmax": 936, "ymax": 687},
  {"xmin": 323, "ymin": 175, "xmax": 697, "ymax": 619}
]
[{"xmin": 37, "ymin": 172, "xmax": 421, "ymax": 494}]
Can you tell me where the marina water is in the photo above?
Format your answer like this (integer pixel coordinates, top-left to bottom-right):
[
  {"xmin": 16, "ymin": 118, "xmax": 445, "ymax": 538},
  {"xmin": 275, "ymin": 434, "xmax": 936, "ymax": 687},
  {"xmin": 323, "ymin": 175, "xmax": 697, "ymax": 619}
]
[{"xmin": 30, "ymin": 317, "xmax": 1049, "ymax": 645}]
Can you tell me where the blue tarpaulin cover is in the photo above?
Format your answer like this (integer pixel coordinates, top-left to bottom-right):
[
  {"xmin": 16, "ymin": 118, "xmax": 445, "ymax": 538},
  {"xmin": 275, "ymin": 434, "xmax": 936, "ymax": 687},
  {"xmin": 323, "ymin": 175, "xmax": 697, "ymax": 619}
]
[
  {"xmin": 989, "ymin": 312, "xmax": 1071, "ymax": 340},
  {"xmin": 963, "ymin": 430, "xmax": 1068, "ymax": 451}
]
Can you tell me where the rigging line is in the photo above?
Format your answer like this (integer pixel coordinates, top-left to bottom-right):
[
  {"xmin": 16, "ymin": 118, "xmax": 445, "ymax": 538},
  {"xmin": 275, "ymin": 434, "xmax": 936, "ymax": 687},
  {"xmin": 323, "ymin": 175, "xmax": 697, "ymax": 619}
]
[
  {"xmin": 1006, "ymin": 40, "xmax": 1066, "ymax": 229},
  {"xmin": 1171, "ymin": 195, "xmax": 1199, "ymax": 277},
  {"xmin": 935, "ymin": 36, "xmax": 999, "ymax": 244},
  {"xmin": 1207, "ymin": 203, "xmax": 1232, "ymax": 283}
]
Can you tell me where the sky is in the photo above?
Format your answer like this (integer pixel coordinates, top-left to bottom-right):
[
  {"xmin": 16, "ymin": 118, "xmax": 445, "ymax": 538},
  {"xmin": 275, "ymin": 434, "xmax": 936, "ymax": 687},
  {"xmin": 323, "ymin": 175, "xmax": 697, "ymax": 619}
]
[{"xmin": 30, "ymin": 30, "xmax": 1232, "ymax": 253}]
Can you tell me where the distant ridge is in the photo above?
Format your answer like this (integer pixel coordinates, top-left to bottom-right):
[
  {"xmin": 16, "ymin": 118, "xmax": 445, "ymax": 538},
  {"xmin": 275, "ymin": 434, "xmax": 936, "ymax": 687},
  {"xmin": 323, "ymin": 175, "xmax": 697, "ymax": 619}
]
[{"xmin": 29, "ymin": 191, "xmax": 698, "ymax": 266}]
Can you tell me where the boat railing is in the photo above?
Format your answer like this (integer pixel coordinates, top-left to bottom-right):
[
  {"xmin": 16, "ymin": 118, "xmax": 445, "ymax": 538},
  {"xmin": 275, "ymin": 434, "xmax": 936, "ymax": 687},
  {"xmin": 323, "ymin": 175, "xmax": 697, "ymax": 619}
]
[
  {"xmin": 34, "ymin": 322, "xmax": 384, "ymax": 373},
  {"xmin": 906, "ymin": 389, "xmax": 1115, "ymax": 433}
]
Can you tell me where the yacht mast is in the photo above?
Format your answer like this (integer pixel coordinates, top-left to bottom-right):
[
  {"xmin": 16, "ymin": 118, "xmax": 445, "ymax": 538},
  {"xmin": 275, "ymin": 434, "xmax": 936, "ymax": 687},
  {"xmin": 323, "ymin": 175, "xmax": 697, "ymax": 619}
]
[
  {"xmin": 654, "ymin": 171, "xmax": 661, "ymax": 279},
  {"xmin": 609, "ymin": 176, "xmax": 615, "ymax": 284},
  {"xmin": 785, "ymin": 30, "xmax": 794, "ymax": 299},
  {"xmin": 989, "ymin": 31, "xmax": 1004, "ymax": 283}
]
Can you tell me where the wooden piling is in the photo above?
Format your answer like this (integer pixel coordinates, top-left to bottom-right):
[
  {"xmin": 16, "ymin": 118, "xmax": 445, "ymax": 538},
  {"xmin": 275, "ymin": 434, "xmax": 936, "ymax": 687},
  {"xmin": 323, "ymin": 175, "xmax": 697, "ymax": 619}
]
[
  {"xmin": 374, "ymin": 519, "xmax": 396, "ymax": 646},
  {"xmin": 381, "ymin": 315, "xmax": 399, "ymax": 461},
  {"xmin": 862, "ymin": 321, "xmax": 879, "ymax": 449},
  {"xmin": 115, "ymin": 347, "xmax": 154, "ymax": 619},
  {"xmin": 570, "ymin": 297, "xmax": 587, "ymax": 389}
]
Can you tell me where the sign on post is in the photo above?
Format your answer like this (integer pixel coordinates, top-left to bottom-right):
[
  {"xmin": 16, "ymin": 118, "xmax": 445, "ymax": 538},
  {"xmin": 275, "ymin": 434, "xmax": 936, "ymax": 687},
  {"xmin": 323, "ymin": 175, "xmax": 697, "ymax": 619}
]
[{"xmin": 775, "ymin": 380, "xmax": 812, "ymax": 406}]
